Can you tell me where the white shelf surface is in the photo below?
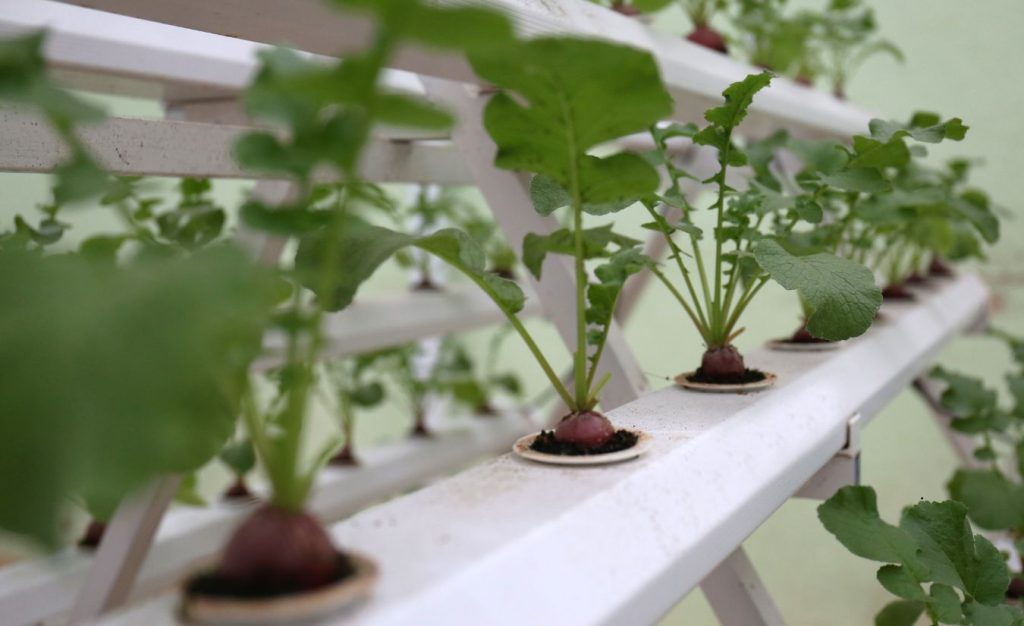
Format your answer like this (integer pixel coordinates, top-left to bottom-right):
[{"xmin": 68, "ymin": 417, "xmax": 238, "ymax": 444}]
[
  {"xmin": 93, "ymin": 274, "xmax": 988, "ymax": 626},
  {"xmin": 257, "ymin": 287, "xmax": 542, "ymax": 370},
  {"xmin": 38, "ymin": 0, "xmax": 873, "ymax": 139},
  {"xmin": 0, "ymin": 410, "xmax": 536, "ymax": 626},
  {"xmin": 0, "ymin": 110, "xmax": 471, "ymax": 184}
]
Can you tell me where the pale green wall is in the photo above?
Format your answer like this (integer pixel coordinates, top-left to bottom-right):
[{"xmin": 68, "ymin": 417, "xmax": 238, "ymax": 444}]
[{"xmin": 1, "ymin": 2, "xmax": 1022, "ymax": 622}]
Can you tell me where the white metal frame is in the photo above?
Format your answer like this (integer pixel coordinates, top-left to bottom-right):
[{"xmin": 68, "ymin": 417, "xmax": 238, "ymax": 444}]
[{"xmin": 0, "ymin": 1, "xmax": 990, "ymax": 626}]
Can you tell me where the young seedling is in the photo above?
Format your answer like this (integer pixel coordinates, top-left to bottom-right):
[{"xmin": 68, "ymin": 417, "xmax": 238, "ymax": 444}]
[
  {"xmin": 331, "ymin": 37, "xmax": 670, "ymax": 455},
  {"xmin": 432, "ymin": 334, "xmax": 524, "ymax": 417},
  {"xmin": 730, "ymin": 0, "xmax": 812, "ymax": 74},
  {"xmin": 642, "ymin": 73, "xmax": 880, "ymax": 384},
  {"xmin": 181, "ymin": 0, "xmax": 516, "ymax": 608},
  {"xmin": 802, "ymin": 113, "xmax": 994, "ymax": 301},
  {"xmin": 810, "ymin": 0, "xmax": 903, "ymax": 100},
  {"xmin": 923, "ymin": 332, "xmax": 1024, "ymax": 596},
  {"xmin": 681, "ymin": 0, "xmax": 728, "ymax": 52},
  {"xmin": 819, "ymin": 485, "xmax": 1019, "ymax": 625},
  {"xmin": 219, "ymin": 438, "xmax": 259, "ymax": 501},
  {"xmin": 325, "ymin": 351, "xmax": 391, "ymax": 463}
]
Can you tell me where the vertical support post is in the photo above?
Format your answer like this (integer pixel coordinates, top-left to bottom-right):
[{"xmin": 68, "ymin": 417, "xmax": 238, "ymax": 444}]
[
  {"xmin": 421, "ymin": 78, "xmax": 646, "ymax": 410},
  {"xmin": 700, "ymin": 548, "xmax": 786, "ymax": 626},
  {"xmin": 68, "ymin": 475, "xmax": 182, "ymax": 622}
]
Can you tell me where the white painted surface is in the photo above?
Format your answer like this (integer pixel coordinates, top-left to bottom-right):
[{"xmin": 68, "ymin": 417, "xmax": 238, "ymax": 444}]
[
  {"xmin": 1, "ymin": 411, "xmax": 534, "ymax": 626},
  {"xmin": 48, "ymin": 0, "xmax": 873, "ymax": 138},
  {"xmin": 93, "ymin": 275, "xmax": 988, "ymax": 626},
  {"xmin": 0, "ymin": 111, "xmax": 471, "ymax": 184}
]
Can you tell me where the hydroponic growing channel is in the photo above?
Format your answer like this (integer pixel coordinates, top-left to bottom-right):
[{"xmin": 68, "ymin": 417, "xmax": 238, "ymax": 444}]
[{"xmin": 0, "ymin": 0, "xmax": 1016, "ymax": 625}]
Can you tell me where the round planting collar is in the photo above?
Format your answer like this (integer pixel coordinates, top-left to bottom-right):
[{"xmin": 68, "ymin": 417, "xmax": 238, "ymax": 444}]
[{"xmin": 512, "ymin": 431, "xmax": 651, "ymax": 466}]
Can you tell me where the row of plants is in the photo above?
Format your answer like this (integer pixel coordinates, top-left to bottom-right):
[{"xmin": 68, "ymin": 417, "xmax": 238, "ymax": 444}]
[
  {"xmin": 600, "ymin": 0, "xmax": 901, "ymax": 99},
  {"xmin": 817, "ymin": 333, "xmax": 1024, "ymax": 625},
  {"xmin": 0, "ymin": 0, "xmax": 1003, "ymax": 621}
]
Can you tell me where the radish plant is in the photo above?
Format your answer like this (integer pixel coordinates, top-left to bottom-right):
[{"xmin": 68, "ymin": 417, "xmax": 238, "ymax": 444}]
[
  {"xmin": 330, "ymin": 36, "xmax": 671, "ymax": 453},
  {"xmin": 730, "ymin": 0, "xmax": 812, "ymax": 74},
  {"xmin": 791, "ymin": 113, "xmax": 996, "ymax": 300},
  {"xmin": 641, "ymin": 73, "xmax": 880, "ymax": 382},
  {"xmin": 925, "ymin": 332, "xmax": 1024, "ymax": 590},
  {"xmin": 820, "ymin": 485, "xmax": 1019, "ymax": 625},
  {"xmin": 219, "ymin": 438, "xmax": 259, "ymax": 501},
  {"xmin": 180, "ymin": 0, "xmax": 516, "ymax": 601},
  {"xmin": 810, "ymin": 0, "xmax": 903, "ymax": 100}
]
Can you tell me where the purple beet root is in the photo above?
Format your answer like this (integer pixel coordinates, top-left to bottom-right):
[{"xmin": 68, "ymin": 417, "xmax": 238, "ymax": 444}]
[
  {"xmin": 686, "ymin": 25, "xmax": 728, "ymax": 54},
  {"xmin": 929, "ymin": 258, "xmax": 955, "ymax": 278},
  {"xmin": 78, "ymin": 519, "xmax": 106, "ymax": 549},
  {"xmin": 795, "ymin": 75, "xmax": 814, "ymax": 87},
  {"xmin": 554, "ymin": 411, "xmax": 616, "ymax": 449},
  {"xmin": 410, "ymin": 411, "xmax": 431, "ymax": 438},
  {"xmin": 1009, "ymin": 576, "xmax": 1024, "ymax": 599},
  {"xmin": 700, "ymin": 345, "xmax": 746, "ymax": 380},
  {"xmin": 329, "ymin": 444, "xmax": 359, "ymax": 467},
  {"xmin": 882, "ymin": 283, "xmax": 916, "ymax": 301},
  {"xmin": 220, "ymin": 505, "xmax": 338, "ymax": 592},
  {"xmin": 790, "ymin": 325, "xmax": 829, "ymax": 344},
  {"xmin": 905, "ymin": 272, "xmax": 929, "ymax": 285},
  {"xmin": 611, "ymin": 1, "xmax": 642, "ymax": 16},
  {"xmin": 223, "ymin": 476, "xmax": 257, "ymax": 502}
]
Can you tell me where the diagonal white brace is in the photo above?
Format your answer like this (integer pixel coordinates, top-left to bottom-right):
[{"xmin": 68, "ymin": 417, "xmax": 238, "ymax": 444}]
[
  {"xmin": 700, "ymin": 547, "xmax": 786, "ymax": 626},
  {"xmin": 67, "ymin": 475, "xmax": 182, "ymax": 623}
]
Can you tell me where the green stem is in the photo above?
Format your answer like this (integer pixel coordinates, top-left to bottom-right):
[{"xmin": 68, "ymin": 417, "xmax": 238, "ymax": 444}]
[
  {"xmin": 710, "ymin": 141, "xmax": 732, "ymax": 344},
  {"xmin": 650, "ymin": 264, "xmax": 709, "ymax": 342},
  {"xmin": 723, "ymin": 276, "xmax": 769, "ymax": 338},
  {"xmin": 641, "ymin": 202, "xmax": 709, "ymax": 329}
]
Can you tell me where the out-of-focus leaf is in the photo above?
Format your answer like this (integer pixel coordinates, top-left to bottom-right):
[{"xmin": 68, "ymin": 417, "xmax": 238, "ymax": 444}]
[{"xmin": 0, "ymin": 247, "xmax": 276, "ymax": 547}]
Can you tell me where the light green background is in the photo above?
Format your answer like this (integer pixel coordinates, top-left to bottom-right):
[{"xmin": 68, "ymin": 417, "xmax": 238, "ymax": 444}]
[{"xmin": 1, "ymin": 1, "xmax": 1022, "ymax": 623}]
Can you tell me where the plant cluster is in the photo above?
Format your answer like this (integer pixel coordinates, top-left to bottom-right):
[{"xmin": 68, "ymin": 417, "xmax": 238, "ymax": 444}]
[{"xmin": 820, "ymin": 486, "xmax": 1021, "ymax": 625}]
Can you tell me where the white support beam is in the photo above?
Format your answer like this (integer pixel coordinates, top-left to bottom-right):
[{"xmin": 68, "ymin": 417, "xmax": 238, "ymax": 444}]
[
  {"xmin": 67, "ymin": 476, "xmax": 182, "ymax": 622},
  {"xmin": 700, "ymin": 548, "xmax": 785, "ymax": 626},
  {"xmin": 0, "ymin": 412, "xmax": 534, "ymax": 626},
  {"xmin": 53, "ymin": 0, "xmax": 873, "ymax": 139},
  {"xmin": 256, "ymin": 288, "xmax": 543, "ymax": 371},
  {"xmin": 0, "ymin": 110, "xmax": 470, "ymax": 183}
]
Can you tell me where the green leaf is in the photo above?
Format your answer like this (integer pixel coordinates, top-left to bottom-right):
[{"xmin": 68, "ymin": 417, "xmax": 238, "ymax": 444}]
[
  {"xmin": 848, "ymin": 135, "xmax": 911, "ymax": 169},
  {"xmin": 899, "ymin": 500, "xmax": 1010, "ymax": 605},
  {"xmin": 877, "ymin": 564, "xmax": 927, "ymax": 601},
  {"xmin": 951, "ymin": 192, "xmax": 1000, "ymax": 244},
  {"xmin": 521, "ymin": 225, "xmax": 634, "ymax": 280},
  {"xmin": 349, "ymin": 382, "xmax": 385, "ymax": 407},
  {"xmin": 241, "ymin": 201, "xmax": 330, "ymax": 235},
  {"xmin": 334, "ymin": 0, "xmax": 514, "ymax": 53},
  {"xmin": 529, "ymin": 175, "xmax": 571, "ymax": 216},
  {"xmin": 947, "ymin": 469, "xmax": 1024, "ymax": 531},
  {"xmin": 928, "ymin": 583, "xmax": 963, "ymax": 623},
  {"xmin": 529, "ymin": 175, "xmax": 635, "ymax": 217},
  {"xmin": 702, "ymin": 72, "xmax": 774, "ymax": 133},
  {"xmin": 753, "ymin": 239, "xmax": 881, "ymax": 341},
  {"xmin": 870, "ymin": 116, "xmax": 969, "ymax": 144},
  {"xmin": 375, "ymin": 93, "xmax": 453, "ymax": 130},
  {"xmin": 219, "ymin": 439, "xmax": 257, "ymax": 475},
  {"xmin": 0, "ymin": 247, "xmax": 276, "ymax": 546},
  {"xmin": 472, "ymin": 37, "xmax": 671, "ymax": 205},
  {"xmin": 817, "ymin": 486, "xmax": 922, "ymax": 568},
  {"xmin": 820, "ymin": 168, "xmax": 892, "ymax": 193},
  {"xmin": 929, "ymin": 367, "xmax": 998, "ymax": 419},
  {"xmin": 963, "ymin": 601, "xmax": 1024, "ymax": 626},
  {"xmin": 174, "ymin": 473, "xmax": 208, "ymax": 507},
  {"xmin": 874, "ymin": 600, "xmax": 925, "ymax": 626},
  {"xmin": 299, "ymin": 217, "xmax": 525, "ymax": 316}
]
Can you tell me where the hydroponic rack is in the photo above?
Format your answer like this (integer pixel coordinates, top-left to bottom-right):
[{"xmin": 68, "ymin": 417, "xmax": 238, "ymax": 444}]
[{"xmin": 0, "ymin": 1, "xmax": 990, "ymax": 625}]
